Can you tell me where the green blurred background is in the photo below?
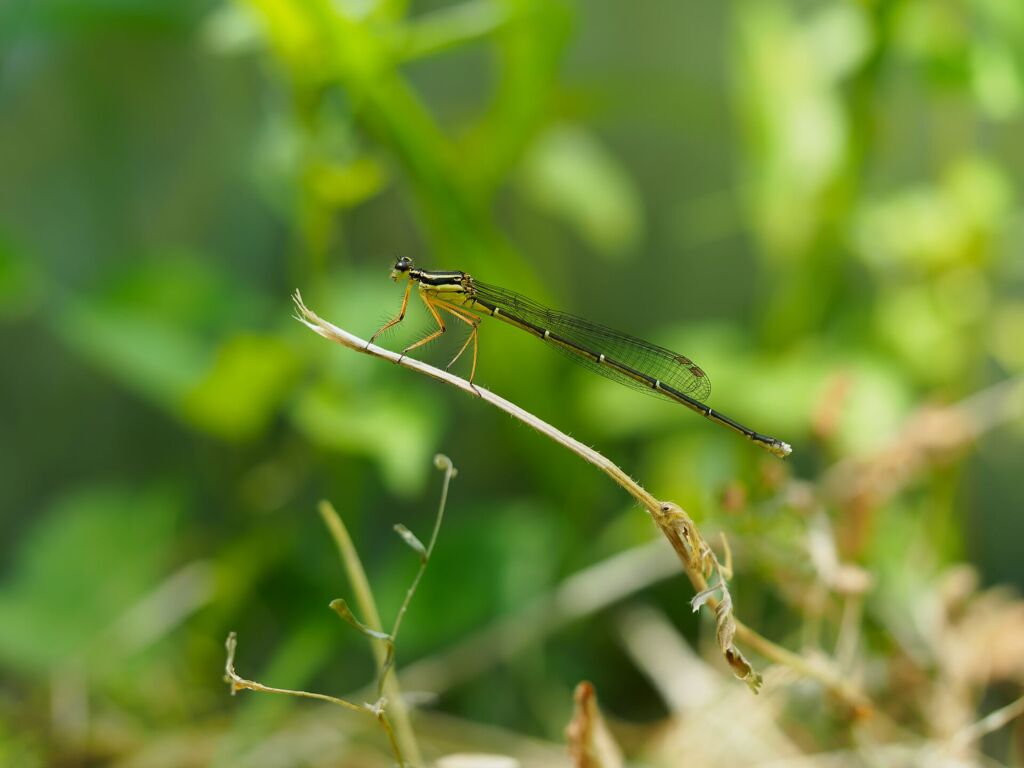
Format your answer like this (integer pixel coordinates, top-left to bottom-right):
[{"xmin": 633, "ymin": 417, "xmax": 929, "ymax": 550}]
[{"xmin": 2, "ymin": 0, "xmax": 1024, "ymax": 764}]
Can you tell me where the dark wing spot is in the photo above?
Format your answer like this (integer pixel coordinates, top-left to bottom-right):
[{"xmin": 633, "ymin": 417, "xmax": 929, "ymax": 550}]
[{"xmin": 675, "ymin": 354, "xmax": 707, "ymax": 378}]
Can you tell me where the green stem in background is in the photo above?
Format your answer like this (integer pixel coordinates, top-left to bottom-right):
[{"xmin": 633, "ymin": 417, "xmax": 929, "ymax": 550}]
[
  {"xmin": 244, "ymin": 0, "xmax": 567, "ymax": 272},
  {"xmin": 318, "ymin": 501, "xmax": 423, "ymax": 767},
  {"xmin": 380, "ymin": 454, "xmax": 458, "ymax": 694},
  {"xmin": 224, "ymin": 459, "xmax": 459, "ymax": 766}
]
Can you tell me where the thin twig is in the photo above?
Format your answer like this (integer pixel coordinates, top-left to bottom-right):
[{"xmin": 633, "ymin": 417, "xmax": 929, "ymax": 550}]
[
  {"xmin": 224, "ymin": 633, "xmax": 365, "ymax": 713},
  {"xmin": 294, "ymin": 292, "xmax": 871, "ymax": 708},
  {"xmin": 949, "ymin": 693, "xmax": 1024, "ymax": 751},
  {"xmin": 731, "ymin": 623, "xmax": 871, "ymax": 715},
  {"xmin": 223, "ymin": 632, "xmax": 404, "ymax": 759},
  {"xmin": 318, "ymin": 502, "xmax": 422, "ymax": 766},
  {"xmin": 383, "ymin": 455, "xmax": 457, "ymax": 692}
]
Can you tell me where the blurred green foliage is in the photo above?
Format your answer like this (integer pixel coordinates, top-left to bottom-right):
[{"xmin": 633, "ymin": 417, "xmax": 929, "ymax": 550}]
[{"xmin": 2, "ymin": 0, "xmax": 1024, "ymax": 764}]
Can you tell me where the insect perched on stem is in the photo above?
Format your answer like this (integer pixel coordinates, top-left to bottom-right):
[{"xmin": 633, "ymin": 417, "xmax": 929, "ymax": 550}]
[{"xmin": 371, "ymin": 257, "xmax": 792, "ymax": 458}]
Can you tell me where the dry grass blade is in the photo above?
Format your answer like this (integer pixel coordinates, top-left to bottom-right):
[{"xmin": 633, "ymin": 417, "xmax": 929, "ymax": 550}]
[{"xmin": 566, "ymin": 682, "xmax": 624, "ymax": 768}]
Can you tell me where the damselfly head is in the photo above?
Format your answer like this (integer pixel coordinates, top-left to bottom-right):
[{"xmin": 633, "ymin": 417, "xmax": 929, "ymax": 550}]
[{"xmin": 391, "ymin": 257, "xmax": 414, "ymax": 281}]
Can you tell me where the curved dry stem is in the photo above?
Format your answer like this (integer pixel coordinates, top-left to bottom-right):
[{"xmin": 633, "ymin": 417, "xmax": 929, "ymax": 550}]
[
  {"xmin": 949, "ymin": 693, "xmax": 1024, "ymax": 751},
  {"xmin": 223, "ymin": 632, "xmax": 404, "ymax": 761},
  {"xmin": 294, "ymin": 291, "xmax": 871, "ymax": 708}
]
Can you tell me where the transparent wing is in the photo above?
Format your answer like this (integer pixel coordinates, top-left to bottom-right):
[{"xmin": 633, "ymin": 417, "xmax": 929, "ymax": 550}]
[{"xmin": 471, "ymin": 280, "xmax": 711, "ymax": 402}]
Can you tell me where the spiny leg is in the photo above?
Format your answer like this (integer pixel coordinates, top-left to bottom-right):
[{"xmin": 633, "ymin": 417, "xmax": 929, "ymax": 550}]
[
  {"xmin": 398, "ymin": 292, "xmax": 448, "ymax": 362},
  {"xmin": 369, "ymin": 281, "xmax": 412, "ymax": 347},
  {"xmin": 446, "ymin": 322, "xmax": 478, "ymax": 379},
  {"xmin": 434, "ymin": 301, "xmax": 481, "ymax": 384}
]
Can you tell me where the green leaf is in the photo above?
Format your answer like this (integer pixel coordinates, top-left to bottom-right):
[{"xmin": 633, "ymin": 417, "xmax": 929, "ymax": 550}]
[
  {"xmin": 0, "ymin": 232, "xmax": 42, "ymax": 319},
  {"xmin": 519, "ymin": 124, "xmax": 643, "ymax": 259},
  {"xmin": 54, "ymin": 255, "xmax": 244, "ymax": 406},
  {"xmin": 58, "ymin": 292, "xmax": 209, "ymax": 406},
  {"xmin": 399, "ymin": 0, "xmax": 507, "ymax": 60},
  {"xmin": 328, "ymin": 598, "xmax": 391, "ymax": 640},
  {"xmin": 972, "ymin": 39, "xmax": 1024, "ymax": 119},
  {"xmin": 393, "ymin": 523, "xmax": 427, "ymax": 561},
  {"xmin": 182, "ymin": 334, "xmax": 300, "ymax": 441},
  {"xmin": 291, "ymin": 382, "xmax": 438, "ymax": 493},
  {"xmin": 0, "ymin": 486, "xmax": 180, "ymax": 673},
  {"xmin": 853, "ymin": 157, "xmax": 1012, "ymax": 270},
  {"xmin": 309, "ymin": 156, "xmax": 388, "ymax": 208}
]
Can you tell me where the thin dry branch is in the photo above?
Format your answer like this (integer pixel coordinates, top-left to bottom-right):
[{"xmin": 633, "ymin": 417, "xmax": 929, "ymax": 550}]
[
  {"xmin": 223, "ymin": 632, "xmax": 404, "ymax": 760},
  {"xmin": 949, "ymin": 693, "xmax": 1024, "ymax": 751},
  {"xmin": 224, "ymin": 633, "xmax": 367, "ymax": 714},
  {"xmin": 293, "ymin": 292, "xmax": 871, "ymax": 710}
]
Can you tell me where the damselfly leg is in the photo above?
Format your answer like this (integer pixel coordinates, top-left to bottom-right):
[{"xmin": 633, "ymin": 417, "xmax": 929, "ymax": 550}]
[{"xmin": 369, "ymin": 281, "xmax": 412, "ymax": 347}]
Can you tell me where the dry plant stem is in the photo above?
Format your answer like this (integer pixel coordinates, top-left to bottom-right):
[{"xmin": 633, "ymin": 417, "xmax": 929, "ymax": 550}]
[
  {"xmin": 318, "ymin": 502, "xmax": 422, "ymax": 767},
  {"xmin": 949, "ymin": 693, "xmax": 1024, "ymax": 751},
  {"xmin": 823, "ymin": 373, "xmax": 1024, "ymax": 509},
  {"xmin": 223, "ymin": 632, "xmax": 403, "ymax": 761},
  {"xmin": 952, "ymin": 373, "xmax": 1024, "ymax": 436},
  {"xmin": 295, "ymin": 294, "xmax": 869, "ymax": 707},
  {"xmin": 731, "ymin": 622, "xmax": 871, "ymax": 715}
]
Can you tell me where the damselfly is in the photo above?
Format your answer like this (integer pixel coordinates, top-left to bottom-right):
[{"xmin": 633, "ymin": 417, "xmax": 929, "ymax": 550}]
[{"xmin": 371, "ymin": 257, "xmax": 792, "ymax": 458}]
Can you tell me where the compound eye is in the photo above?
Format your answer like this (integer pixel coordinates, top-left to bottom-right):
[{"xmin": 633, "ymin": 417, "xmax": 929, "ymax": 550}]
[{"xmin": 395, "ymin": 257, "xmax": 413, "ymax": 272}]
